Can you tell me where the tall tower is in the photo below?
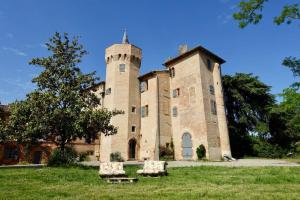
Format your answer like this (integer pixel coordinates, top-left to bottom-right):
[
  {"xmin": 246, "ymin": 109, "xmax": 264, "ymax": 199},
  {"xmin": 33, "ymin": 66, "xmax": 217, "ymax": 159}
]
[{"xmin": 100, "ymin": 32, "xmax": 142, "ymax": 161}]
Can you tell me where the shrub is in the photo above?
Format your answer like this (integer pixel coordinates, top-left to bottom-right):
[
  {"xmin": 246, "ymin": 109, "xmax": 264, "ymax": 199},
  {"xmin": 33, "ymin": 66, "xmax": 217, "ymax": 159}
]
[
  {"xmin": 110, "ymin": 152, "xmax": 124, "ymax": 162},
  {"xmin": 252, "ymin": 138, "xmax": 286, "ymax": 158},
  {"xmin": 196, "ymin": 144, "xmax": 206, "ymax": 160},
  {"xmin": 48, "ymin": 146, "xmax": 78, "ymax": 166},
  {"xmin": 159, "ymin": 145, "xmax": 174, "ymax": 160},
  {"xmin": 78, "ymin": 152, "xmax": 89, "ymax": 162}
]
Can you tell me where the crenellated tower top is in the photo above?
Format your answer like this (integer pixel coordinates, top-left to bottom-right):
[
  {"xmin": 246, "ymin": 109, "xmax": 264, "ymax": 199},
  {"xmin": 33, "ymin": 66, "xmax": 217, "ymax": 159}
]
[{"xmin": 105, "ymin": 31, "xmax": 142, "ymax": 68}]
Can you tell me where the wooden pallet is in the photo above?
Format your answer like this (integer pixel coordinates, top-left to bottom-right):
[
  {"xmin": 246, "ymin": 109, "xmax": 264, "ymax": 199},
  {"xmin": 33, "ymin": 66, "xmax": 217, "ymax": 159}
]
[{"xmin": 106, "ymin": 177, "xmax": 138, "ymax": 184}]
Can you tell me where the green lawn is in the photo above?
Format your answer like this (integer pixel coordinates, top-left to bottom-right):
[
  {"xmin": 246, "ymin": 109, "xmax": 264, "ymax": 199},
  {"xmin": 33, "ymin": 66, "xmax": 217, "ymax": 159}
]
[{"xmin": 0, "ymin": 166, "xmax": 299, "ymax": 200}]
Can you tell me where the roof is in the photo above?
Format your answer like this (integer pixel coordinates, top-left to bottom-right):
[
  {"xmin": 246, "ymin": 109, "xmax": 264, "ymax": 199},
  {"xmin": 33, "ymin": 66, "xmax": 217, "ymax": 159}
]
[
  {"xmin": 163, "ymin": 45, "xmax": 226, "ymax": 67},
  {"xmin": 138, "ymin": 70, "xmax": 169, "ymax": 81},
  {"xmin": 84, "ymin": 81, "xmax": 105, "ymax": 92},
  {"xmin": 0, "ymin": 105, "xmax": 9, "ymax": 113}
]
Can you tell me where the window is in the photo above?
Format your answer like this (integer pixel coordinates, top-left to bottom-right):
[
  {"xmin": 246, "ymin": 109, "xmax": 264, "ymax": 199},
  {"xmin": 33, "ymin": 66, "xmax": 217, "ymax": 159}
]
[
  {"xmin": 105, "ymin": 88, "xmax": 111, "ymax": 95},
  {"xmin": 4, "ymin": 146, "xmax": 19, "ymax": 160},
  {"xmin": 210, "ymin": 100, "xmax": 217, "ymax": 115},
  {"xmin": 141, "ymin": 105, "xmax": 149, "ymax": 117},
  {"xmin": 140, "ymin": 81, "xmax": 148, "ymax": 93},
  {"xmin": 131, "ymin": 106, "xmax": 136, "ymax": 113},
  {"xmin": 172, "ymin": 88, "xmax": 180, "ymax": 98},
  {"xmin": 131, "ymin": 126, "xmax": 136, "ymax": 133},
  {"xmin": 119, "ymin": 64, "xmax": 125, "ymax": 72},
  {"xmin": 207, "ymin": 59, "xmax": 212, "ymax": 70},
  {"xmin": 170, "ymin": 67, "xmax": 175, "ymax": 78},
  {"xmin": 172, "ymin": 106, "xmax": 178, "ymax": 117},
  {"xmin": 209, "ymin": 85, "xmax": 215, "ymax": 95}
]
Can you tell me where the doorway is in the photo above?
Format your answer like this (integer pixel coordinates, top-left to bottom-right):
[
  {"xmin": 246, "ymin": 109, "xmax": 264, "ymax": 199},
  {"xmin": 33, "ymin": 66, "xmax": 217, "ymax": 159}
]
[
  {"xmin": 128, "ymin": 139, "xmax": 137, "ymax": 160},
  {"xmin": 182, "ymin": 132, "xmax": 193, "ymax": 160}
]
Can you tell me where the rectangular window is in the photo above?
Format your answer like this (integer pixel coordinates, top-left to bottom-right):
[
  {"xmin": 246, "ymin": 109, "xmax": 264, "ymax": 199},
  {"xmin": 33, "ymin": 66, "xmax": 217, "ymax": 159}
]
[
  {"xmin": 207, "ymin": 59, "xmax": 212, "ymax": 70},
  {"xmin": 131, "ymin": 126, "xmax": 136, "ymax": 133},
  {"xmin": 172, "ymin": 88, "xmax": 180, "ymax": 98},
  {"xmin": 140, "ymin": 81, "xmax": 148, "ymax": 93},
  {"xmin": 119, "ymin": 64, "xmax": 125, "ymax": 72},
  {"xmin": 131, "ymin": 106, "xmax": 136, "ymax": 113},
  {"xmin": 170, "ymin": 67, "xmax": 175, "ymax": 78},
  {"xmin": 105, "ymin": 88, "xmax": 111, "ymax": 95},
  {"xmin": 172, "ymin": 106, "xmax": 178, "ymax": 117},
  {"xmin": 141, "ymin": 105, "xmax": 149, "ymax": 117},
  {"xmin": 209, "ymin": 85, "xmax": 215, "ymax": 95},
  {"xmin": 4, "ymin": 147, "xmax": 19, "ymax": 159},
  {"xmin": 210, "ymin": 100, "xmax": 217, "ymax": 115}
]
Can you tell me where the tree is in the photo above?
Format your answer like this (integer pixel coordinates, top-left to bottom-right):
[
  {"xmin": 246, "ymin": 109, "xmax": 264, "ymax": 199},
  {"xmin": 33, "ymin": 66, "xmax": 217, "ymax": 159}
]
[
  {"xmin": 2, "ymin": 32, "xmax": 121, "ymax": 154},
  {"xmin": 233, "ymin": 0, "xmax": 300, "ymax": 154},
  {"xmin": 233, "ymin": 0, "xmax": 300, "ymax": 28},
  {"xmin": 222, "ymin": 73, "xmax": 275, "ymax": 157}
]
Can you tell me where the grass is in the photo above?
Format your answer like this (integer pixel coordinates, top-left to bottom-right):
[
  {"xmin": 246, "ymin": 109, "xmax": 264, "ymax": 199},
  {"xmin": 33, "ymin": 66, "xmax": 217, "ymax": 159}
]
[{"xmin": 0, "ymin": 166, "xmax": 300, "ymax": 200}]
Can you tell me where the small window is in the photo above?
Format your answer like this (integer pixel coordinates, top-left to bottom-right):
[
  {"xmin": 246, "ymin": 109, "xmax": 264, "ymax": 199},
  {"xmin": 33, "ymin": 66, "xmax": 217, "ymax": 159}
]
[
  {"xmin": 209, "ymin": 85, "xmax": 215, "ymax": 95},
  {"xmin": 119, "ymin": 64, "xmax": 125, "ymax": 72},
  {"xmin": 131, "ymin": 126, "xmax": 136, "ymax": 133},
  {"xmin": 172, "ymin": 106, "xmax": 178, "ymax": 117},
  {"xmin": 140, "ymin": 81, "xmax": 148, "ymax": 93},
  {"xmin": 210, "ymin": 100, "xmax": 217, "ymax": 115},
  {"xmin": 207, "ymin": 59, "xmax": 212, "ymax": 70},
  {"xmin": 170, "ymin": 67, "xmax": 175, "ymax": 78},
  {"xmin": 141, "ymin": 105, "xmax": 149, "ymax": 118},
  {"xmin": 131, "ymin": 106, "xmax": 136, "ymax": 113},
  {"xmin": 105, "ymin": 88, "xmax": 111, "ymax": 95},
  {"xmin": 173, "ymin": 88, "xmax": 180, "ymax": 98},
  {"xmin": 4, "ymin": 147, "xmax": 19, "ymax": 160}
]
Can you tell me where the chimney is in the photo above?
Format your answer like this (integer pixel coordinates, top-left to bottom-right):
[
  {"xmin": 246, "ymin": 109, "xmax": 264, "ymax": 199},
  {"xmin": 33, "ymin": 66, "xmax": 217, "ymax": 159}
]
[{"xmin": 178, "ymin": 44, "xmax": 188, "ymax": 55}]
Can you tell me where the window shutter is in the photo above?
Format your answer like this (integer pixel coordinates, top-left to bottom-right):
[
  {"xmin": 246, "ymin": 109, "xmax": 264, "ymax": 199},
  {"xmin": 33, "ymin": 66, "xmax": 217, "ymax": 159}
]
[
  {"xmin": 172, "ymin": 107, "xmax": 178, "ymax": 117},
  {"xmin": 119, "ymin": 64, "xmax": 125, "ymax": 72}
]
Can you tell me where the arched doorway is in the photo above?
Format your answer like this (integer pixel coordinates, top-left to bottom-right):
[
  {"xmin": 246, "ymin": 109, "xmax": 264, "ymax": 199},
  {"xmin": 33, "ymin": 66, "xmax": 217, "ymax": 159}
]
[
  {"xmin": 182, "ymin": 132, "xmax": 192, "ymax": 160},
  {"xmin": 128, "ymin": 139, "xmax": 137, "ymax": 160}
]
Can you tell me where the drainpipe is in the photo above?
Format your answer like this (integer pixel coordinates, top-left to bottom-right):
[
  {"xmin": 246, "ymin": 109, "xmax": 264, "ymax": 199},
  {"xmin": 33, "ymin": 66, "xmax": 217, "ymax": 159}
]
[{"xmin": 156, "ymin": 75, "xmax": 161, "ymax": 160}]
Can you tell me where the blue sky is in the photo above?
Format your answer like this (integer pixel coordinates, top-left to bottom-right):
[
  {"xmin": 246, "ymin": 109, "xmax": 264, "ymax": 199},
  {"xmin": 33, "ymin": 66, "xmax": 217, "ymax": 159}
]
[{"xmin": 0, "ymin": 0, "xmax": 299, "ymax": 104}]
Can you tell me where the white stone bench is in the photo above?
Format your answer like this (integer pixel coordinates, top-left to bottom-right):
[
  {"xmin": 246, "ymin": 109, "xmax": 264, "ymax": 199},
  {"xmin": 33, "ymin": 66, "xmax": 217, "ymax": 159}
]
[
  {"xmin": 137, "ymin": 160, "xmax": 167, "ymax": 176},
  {"xmin": 99, "ymin": 162, "xmax": 126, "ymax": 177}
]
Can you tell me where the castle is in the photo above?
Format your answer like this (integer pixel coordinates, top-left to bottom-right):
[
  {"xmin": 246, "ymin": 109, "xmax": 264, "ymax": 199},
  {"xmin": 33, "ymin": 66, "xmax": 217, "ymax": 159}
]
[{"xmin": 91, "ymin": 32, "xmax": 231, "ymax": 161}]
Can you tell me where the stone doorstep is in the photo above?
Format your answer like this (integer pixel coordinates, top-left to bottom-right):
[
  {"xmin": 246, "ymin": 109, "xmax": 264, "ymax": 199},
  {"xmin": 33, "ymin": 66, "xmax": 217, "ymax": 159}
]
[{"xmin": 105, "ymin": 177, "xmax": 138, "ymax": 184}]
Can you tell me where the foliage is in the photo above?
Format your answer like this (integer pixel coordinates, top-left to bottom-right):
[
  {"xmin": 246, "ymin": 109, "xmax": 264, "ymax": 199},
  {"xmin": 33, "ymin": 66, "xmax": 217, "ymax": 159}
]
[
  {"xmin": 0, "ymin": 32, "xmax": 122, "ymax": 156},
  {"xmin": 159, "ymin": 145, "xmax": 174, "ymax": 160},
  {"xmin": 233, "ymin": 0, "xmax": 300, "ymax": 28},
  {"xmin": 78, "ymin": 152, "xmax": 89, "ymax": 162},
  {"xmin": 47, "ymin": 146, "xmax": 78, "ymax": 166},
  {"xmin": 233, "ymin": 2, "xmax": 300, "ymax": 155},
  {"xmin": 110, "ymin": 152, "xmax": 124, "ymax": 162},
  {"xmin": 222, "ymin": 73, "xmax": 275, "ymax": 157},
  {"xmin": 196, "ymin": 144, "xmax": 206, "ymax": 160},
  {"xmin": 269, "ymin": 88, "xmax": 300, "ymax": 149},
  {"xmin": 282, "ymin": 57, "xmax": 300, "ymax": 89},
  {"xmin": 251, "ymin": 136, "xmax": 286, "ymax": 158}
]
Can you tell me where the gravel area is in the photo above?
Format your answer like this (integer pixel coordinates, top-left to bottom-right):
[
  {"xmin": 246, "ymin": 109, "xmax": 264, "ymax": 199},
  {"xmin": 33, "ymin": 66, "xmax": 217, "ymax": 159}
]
[{"xmin": 81, "ymin": 159, "xmax": 300, "ymax": 168}]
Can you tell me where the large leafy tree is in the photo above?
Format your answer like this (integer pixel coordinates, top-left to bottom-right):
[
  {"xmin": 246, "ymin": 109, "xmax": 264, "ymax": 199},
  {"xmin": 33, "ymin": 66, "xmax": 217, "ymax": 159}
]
[
  {"xmin": 1, "ymin": 32, "xmax": 121, "ymax": 153},
  {"xmin": 222, "ymin": 73, "xmax": 275, "ymax": 157},
  {"xmin": 234, "ymin": 0, "xmax": 300, "ymax": 152}
]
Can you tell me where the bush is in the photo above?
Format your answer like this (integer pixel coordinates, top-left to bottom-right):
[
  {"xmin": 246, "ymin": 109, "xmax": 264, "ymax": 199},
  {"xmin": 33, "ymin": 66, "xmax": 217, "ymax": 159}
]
[
  {"xmin": 159, "ymin": 145, "xmax": 174, "ymax": 160},
  {"xmin": 78, "ymin": 152, "xmax": 89, "ymax": 162},
  {"xmin": 252, "ymin": 138, "xmax": 286, "ymax": 158},
  {"xmin": 196, "ymin": 144, "xmax": 206, "ymax": 160},
  {"xmin": 110, "ymin": 152, "xmax": 124, "ymax": 162},
  {"xmin": 48, "ymin": 146, "xmax": 78, "ymax": 166}
]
